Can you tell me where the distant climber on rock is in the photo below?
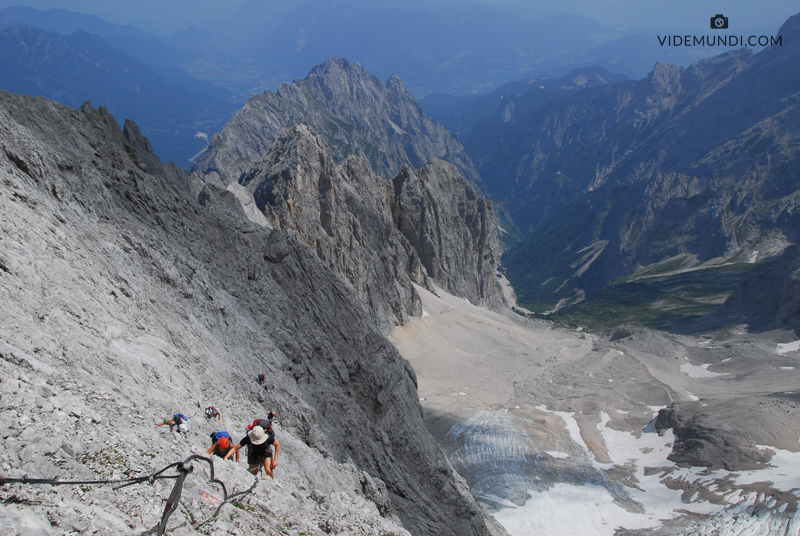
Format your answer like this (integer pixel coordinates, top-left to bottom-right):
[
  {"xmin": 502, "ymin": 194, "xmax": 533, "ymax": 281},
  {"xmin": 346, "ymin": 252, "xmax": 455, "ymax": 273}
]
[
  {"xmin": 257, "ymin": 373, "xmax": 265, "ymax": 385},
  {"xmin": 292, "ymin": 373, "xmax": 300, "ymax": 383},
  {"xmin": 207, "ymin": 431, "xmax": 238, "ymax": 461},
  {"xmin": 156, "ymin": 412, "xmax": 189, "ymax": 435},
  {"xmin": 225, "ymin": 425, "xmax": 280, "ymax": 479},
  {"xmin": 204, "ymin": 406, "xmax": 221, "ymax": 420}
]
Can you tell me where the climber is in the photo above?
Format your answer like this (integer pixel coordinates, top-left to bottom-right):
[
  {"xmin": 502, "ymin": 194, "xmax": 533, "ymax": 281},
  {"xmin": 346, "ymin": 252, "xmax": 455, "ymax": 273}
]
[
  {"xmin": 224, "ymin": 425, "xmax": 280, "ymax": 479},
  {"xmin": 207, "ymin": 431, "xmax": 238, "ymax": 461},
  {"xmin": 292, "ymin": 373, "xmax": 300, "ymax": 383},
  {"xmin": 257, "ymin": 373, "xmax": 265, "ymax": 385},
  {"xmin": 204, "ymin": 406, "xmax": 221, "ymax": 420},
  {"xmin": 156, "ymin": 412, "xmax": 189, "ymax": 435}
]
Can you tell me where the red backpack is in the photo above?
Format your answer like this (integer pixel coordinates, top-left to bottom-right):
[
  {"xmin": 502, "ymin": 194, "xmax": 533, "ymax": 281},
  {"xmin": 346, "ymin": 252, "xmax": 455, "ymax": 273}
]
[{"xmin": 248, "ymin": 418, "xmax": 273, "ymax": 434}]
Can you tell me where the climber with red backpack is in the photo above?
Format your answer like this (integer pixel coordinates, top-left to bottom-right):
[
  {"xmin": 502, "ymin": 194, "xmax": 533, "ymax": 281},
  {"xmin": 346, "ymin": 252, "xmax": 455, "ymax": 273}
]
[{"xmin": 207, "ymin": 431, "xmax": 238, "ymax": 461}]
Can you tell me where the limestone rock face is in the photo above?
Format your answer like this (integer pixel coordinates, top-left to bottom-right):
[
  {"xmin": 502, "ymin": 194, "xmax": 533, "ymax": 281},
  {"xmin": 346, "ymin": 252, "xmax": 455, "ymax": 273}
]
[
  {"xmin": 393, "ymin": 159, "xmax": 504, "ymax": 310},
  {"xmin": 0, "ymin": 91, "xmax": 503, "ymax": 536},
  {"xmin": 241, "ymin": 124, "xmax": 429, "ymax": 332},
  {"xmin": 193, "ymin": 57, "xmax": 480, "ymax": 188},
  {"xmin": 240, "ymin": 125, "xmax": 504, "ymax": 332}
]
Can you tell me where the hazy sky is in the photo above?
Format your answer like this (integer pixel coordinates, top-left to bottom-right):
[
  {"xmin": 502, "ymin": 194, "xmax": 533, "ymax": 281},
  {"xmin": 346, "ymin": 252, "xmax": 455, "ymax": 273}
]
[{"xmin": 0, "ymin": 0, "xmax": 796, "ymax": 35}]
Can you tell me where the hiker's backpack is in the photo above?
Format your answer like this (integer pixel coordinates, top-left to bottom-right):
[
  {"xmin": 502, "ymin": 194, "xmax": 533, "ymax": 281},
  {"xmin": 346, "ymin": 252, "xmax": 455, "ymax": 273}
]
[
  {"xmin": 249, "ymin": 418, "xmax": 272, "ymax": 434},
  {"xmin": 174, "ymin": 413, "xmax": 188, "ymax": 424},
  {"xmin": 215, "ymin": 431, "xmax": 231, "ymax": 451}
]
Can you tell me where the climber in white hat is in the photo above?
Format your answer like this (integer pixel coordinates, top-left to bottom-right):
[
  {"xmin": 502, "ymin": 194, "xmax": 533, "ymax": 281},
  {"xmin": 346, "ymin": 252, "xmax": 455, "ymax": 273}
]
[{"xmin": 224, "ymin": 425, "xmax": 280, "ymax": 479}]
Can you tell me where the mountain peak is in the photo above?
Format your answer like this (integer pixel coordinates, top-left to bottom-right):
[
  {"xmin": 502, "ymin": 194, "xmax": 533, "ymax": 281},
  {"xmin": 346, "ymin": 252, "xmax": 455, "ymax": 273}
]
[
  {"xmin": 194, "ymin": 59, "xmax": 480, "ymax": 187},
  {"xmin": 776, "ymin": 12, "xmax": 800, "ymax": 48}
]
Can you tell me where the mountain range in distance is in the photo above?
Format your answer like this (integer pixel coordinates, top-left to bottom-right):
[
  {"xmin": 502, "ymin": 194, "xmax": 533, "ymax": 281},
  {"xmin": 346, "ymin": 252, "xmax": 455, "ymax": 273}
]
[
  {"xmin": 473, "ymin": 12, "xmax": 800, "ymax": 332},
  {"xmin": 0, "ymin": 2, "xmax": 732, "ymax": 100},
  {"xmin": 0, "ymin": 24, "xmax": 239, "ymax": 165}
]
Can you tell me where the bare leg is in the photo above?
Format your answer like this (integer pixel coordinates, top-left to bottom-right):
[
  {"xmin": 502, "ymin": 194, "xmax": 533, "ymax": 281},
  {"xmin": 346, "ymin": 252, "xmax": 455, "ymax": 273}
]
[{"xmin": 263, "ymin": 457, "xmax": 274, "ymax": 479}]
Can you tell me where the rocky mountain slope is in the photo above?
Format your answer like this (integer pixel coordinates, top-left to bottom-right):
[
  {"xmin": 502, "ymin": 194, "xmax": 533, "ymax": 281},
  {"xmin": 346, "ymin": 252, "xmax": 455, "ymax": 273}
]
[
  {"xmin": 193, "ymin": 57, "xmax": 480, "ymax": 188},
  {"xmin": 0, "ymin": 25, "xmax": 237, "ymax": 165},
  {"xmin": 234, "ymin": 125, "xmax": 503, "ymax": 332},
  {"xmin": 421, "ymin": 67, "xmax": 628, "ymax": 140},
  {"xmin": 0, "ymin": 90, "xmax": 505, "ymax": 536},
  {"xmin": 482, "ymin": 13, "xmax": 800, "ymax": 317}
]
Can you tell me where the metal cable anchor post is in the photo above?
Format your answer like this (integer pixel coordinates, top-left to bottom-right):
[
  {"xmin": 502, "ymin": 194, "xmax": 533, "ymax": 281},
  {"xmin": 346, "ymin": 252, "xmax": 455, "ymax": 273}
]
[{"xmin": 157, "ymin": 461, "xmax": 194, "ymax": 536}]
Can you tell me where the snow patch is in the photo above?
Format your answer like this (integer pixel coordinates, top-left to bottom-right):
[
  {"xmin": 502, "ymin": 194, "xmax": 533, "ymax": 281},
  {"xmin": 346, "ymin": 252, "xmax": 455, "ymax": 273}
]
[
  {"xmin": 493, "ymin": 483, "xmax": 663, "ymax": 536},
  {"xmin": 422, "ymin": 309, "xmax": 430, "ymax": 318},
  {"xmin": 680, "ymin": 362, "xmax": 727, "ymax": 378},
  {"xmin": 546, "ymin": 451, "xmax": 571, "ymax": 459},
  {"xmin": 550, "ymin": 409, "xmax": 591, "ymax": 455},
  {"xmin": 777, "ymin": 341, "xmax": 800, "ymax": 354}
]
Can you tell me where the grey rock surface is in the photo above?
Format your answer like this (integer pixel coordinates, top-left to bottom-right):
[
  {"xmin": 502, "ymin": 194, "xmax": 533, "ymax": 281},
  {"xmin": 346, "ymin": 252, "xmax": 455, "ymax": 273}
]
[
  {"xmin": 193, "ymin": 57, "xmax": 481, "ymax": 188},
  {"xmin": 0, "ymin": 91, "xmax": 504, "ymax": 536}
]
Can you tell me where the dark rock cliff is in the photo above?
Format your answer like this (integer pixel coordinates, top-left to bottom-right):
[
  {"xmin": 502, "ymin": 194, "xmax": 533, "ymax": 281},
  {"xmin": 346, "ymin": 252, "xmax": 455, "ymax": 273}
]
[
  {"xmin": 237, "ymin": 125, "xmax": 504, "ymax": 332},
  {"xmin": 193, "ymin": 57, "xmax": 480, "ymax": 188},
  {"xmin": 0, "ymin": 90, "xmax": 503, "ymax": 536},
  {"xmin": 240, "ymin": 124, "xmax": 430, "ymax": 332},
  {"xmin": 392, "ymin": 159, "xmax": 504, "ymax": 311}
]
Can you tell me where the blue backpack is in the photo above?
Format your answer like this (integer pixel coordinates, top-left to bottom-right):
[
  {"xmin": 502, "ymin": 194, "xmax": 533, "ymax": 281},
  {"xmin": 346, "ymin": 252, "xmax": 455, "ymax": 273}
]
[
  {"xmin": 215, "ymin": 431, "xmax": 231, "ymax": 441},
  {"xmin": 174, "ymin": 413, "xmax": 188, "ymax": 424}
]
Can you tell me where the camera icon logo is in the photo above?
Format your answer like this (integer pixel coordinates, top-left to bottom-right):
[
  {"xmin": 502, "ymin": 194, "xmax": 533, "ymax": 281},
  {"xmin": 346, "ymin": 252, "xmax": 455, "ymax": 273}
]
[{"xmin": 710, "ymin": 14, "xmax": 728, "ymax": 29}]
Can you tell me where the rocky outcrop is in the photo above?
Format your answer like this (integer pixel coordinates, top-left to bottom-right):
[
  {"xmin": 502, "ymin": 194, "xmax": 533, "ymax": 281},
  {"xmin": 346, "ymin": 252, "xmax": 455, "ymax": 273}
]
[
  {"xmin": 654, "ymin": 399, "xmax": 799, "ymax": 471},
  {"xmin": 393, "ymin": 159, "xmax": 503, "ymax": 310},
  {"xmin": 0, "ymin": 91, "xmax": 503, "ymax": 536},
  {"xmin": 193, "ymin": 57, "xmax": 480, "ymax": 188},
  {"xmin": 238, "ymin": 125, "xmax": 504, "ymax": 332}
]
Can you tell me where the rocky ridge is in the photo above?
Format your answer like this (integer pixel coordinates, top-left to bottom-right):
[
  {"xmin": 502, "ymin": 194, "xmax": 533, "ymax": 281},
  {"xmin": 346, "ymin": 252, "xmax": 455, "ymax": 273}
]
[
  {"xmin": 193, "ymin": 57, "xmax": 480, "ymax": 188},
  {"xmin": 0, "ymin": 91, "xmax": 505, "ymax": 536},
  {"xmin": 478, "ymin": 12, "xmax": 800, "ymax": 316},
  {"xmin": 238, "ymin": 125, "xmax": 504, "ymax": 333}
]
